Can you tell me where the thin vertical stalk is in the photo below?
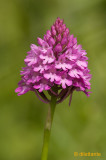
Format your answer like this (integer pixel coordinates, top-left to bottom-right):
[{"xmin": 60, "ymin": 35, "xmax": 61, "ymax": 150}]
[{"xmin": 41, "ymin": 95, "xmax": 57, "ymax": 160}]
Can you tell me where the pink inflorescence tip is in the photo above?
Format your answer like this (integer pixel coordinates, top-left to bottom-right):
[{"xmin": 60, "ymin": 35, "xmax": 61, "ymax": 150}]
[{"xmin": 15, "ymin": 17, "xmax": 92, "ymax": 105}]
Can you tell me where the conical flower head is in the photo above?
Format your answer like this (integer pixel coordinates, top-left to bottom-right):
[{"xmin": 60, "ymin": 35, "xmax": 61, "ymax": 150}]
[{"xmin": 15, "ymin": 18, "xmax": 92, "ymax": 105}]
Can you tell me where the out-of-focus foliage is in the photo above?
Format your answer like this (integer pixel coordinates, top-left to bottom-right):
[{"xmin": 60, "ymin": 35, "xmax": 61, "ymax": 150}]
[{"xmin": 0, "ymin": 0, "xmax": 106, "ymax": 160}]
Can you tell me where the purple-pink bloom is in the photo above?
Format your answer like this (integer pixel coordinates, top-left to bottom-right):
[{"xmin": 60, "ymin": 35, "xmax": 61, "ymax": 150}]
[
  {"xmin": 15, "ymin": 17, "xmax": 92, "ymax": 105},
  {"xmin": 55, "ymin": 54, "xmax": 72, "ymax": 70},
  {"xmin": 55, "ymin": 72, "xmax": 72, "ymax": 89},
  {"xmin": 44, "ymin": 66, "xmax": 61, "ymax": 82},
  {"xmin": 33, "ymin": 79, "xmax": 51, "ymax": 93}
]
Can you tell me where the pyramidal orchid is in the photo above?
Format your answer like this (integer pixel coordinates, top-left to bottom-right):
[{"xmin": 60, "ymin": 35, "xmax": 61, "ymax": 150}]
[{"xmin": 15, "ymin": 18, "xmax": 91, "ymax": 160}]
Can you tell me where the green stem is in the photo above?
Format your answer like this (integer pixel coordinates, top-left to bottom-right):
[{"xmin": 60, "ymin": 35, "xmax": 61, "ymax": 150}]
[{"xmin": 41, "ymin": 95, "xmax": 57, "ymax": 160}]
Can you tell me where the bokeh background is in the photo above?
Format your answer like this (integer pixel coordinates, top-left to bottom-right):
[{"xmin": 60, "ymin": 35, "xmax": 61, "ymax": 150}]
[{"xmin": 0, "ymin": 0, "xmax": 106, "ymax": 160}]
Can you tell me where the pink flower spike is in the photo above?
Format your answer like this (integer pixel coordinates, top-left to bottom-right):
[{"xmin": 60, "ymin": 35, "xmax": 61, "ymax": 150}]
[{"xmin": 15, "ymin": 17, "xmax": 91, "ymax": 103}]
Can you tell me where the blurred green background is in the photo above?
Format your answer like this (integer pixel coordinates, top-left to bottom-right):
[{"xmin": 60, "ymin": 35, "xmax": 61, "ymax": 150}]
[{"xmin": 0, "ymin": 0, "xmax": 106, "ymax": 160}]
